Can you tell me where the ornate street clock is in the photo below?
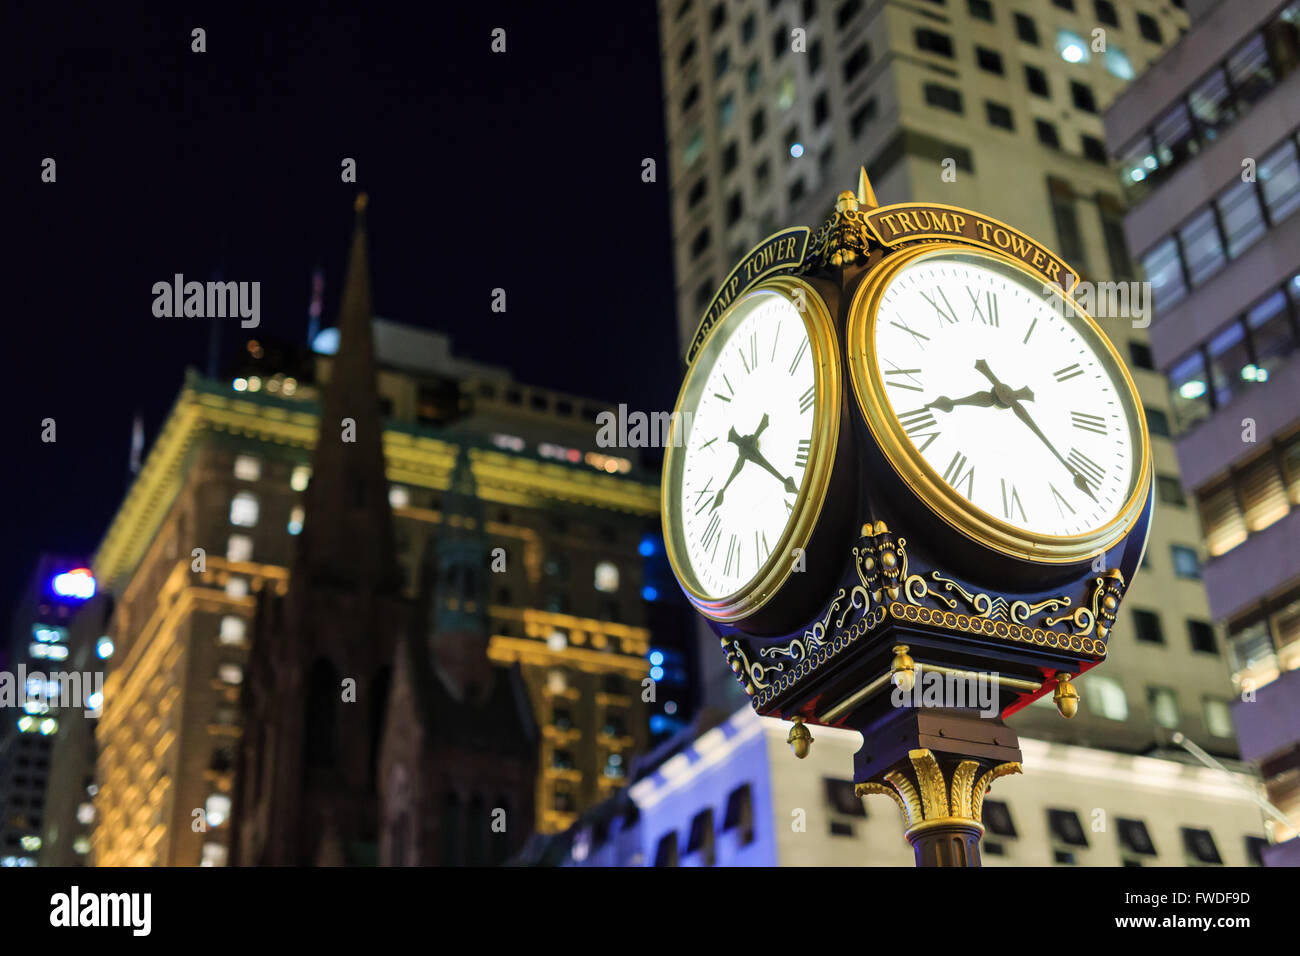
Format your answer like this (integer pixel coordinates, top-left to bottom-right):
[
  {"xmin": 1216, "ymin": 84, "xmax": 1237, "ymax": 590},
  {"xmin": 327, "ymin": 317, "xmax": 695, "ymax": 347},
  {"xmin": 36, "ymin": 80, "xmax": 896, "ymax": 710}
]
[{"xmin": 661, "ymin": 170, "xmax": 1155, "ymax": 866}]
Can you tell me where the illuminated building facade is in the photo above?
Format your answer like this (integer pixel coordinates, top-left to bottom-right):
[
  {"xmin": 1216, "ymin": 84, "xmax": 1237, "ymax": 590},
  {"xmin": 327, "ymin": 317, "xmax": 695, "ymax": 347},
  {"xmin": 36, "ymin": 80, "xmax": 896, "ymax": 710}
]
[
  {"xmin": 1104, "ymin": 0, "xmax": 1300, "ymax": 863},
  {"xmin": 559, "ymin": 707, "xmax": 1268, "ymax": 867},
  {"xmin": 90, "ymin": 217, "xmax": 667, "ymax": 866},
  {"xmin": 0, "ymin": 555, "xmax": 97, "ymax": 866}
]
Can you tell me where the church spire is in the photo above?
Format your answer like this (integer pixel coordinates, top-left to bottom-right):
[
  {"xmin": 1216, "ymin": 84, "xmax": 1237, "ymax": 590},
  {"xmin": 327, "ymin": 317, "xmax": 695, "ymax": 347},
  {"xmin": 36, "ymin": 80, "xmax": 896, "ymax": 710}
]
[{"xmin": 298, "ymin": 194, "xmax": 399, "ymax": 593}]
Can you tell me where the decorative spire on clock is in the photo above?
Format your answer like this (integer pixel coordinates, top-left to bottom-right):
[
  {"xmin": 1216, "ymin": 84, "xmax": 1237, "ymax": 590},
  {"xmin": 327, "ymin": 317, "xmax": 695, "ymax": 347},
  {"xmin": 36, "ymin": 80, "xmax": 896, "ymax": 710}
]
[{"xmin": 806, "ymin": 166, "xmax": 881, "ymax": 268}]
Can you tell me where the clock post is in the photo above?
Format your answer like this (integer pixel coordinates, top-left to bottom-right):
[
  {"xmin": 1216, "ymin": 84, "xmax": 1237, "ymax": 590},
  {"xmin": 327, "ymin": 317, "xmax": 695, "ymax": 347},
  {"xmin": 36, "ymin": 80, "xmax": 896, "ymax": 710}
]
[{"xmin": 663, "ymin": 168, "xmax": 1153, "ymax": 868}]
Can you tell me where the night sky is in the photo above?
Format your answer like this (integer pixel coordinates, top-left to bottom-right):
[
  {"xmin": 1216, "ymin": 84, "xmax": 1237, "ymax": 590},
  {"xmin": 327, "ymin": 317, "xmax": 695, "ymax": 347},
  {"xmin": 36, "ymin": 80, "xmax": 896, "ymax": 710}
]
[{"xmin": 6, "ymin": 5, "xmax": 680, "ymax": 622}]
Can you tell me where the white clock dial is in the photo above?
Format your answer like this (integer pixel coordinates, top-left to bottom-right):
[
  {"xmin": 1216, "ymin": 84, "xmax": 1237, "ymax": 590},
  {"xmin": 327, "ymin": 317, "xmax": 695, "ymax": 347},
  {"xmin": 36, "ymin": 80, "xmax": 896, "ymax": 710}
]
[
  {"xmin": 674, "ymin": 289, "xmax": 818, "ymax": 600},
  {"xmin": 871, "ymin": 252, "xmax": 1141, "ymax": 538}
]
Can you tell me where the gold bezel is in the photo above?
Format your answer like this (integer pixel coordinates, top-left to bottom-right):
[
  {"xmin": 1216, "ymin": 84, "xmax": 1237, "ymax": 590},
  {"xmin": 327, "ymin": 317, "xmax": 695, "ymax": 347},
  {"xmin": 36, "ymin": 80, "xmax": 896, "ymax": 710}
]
[
  {"xmin": 846, "ymin": 242, "xmax": 1151, "ymax": 564},
  {"xmin": 662, "ymin": 277, "xmax": 842, "ymax": 623}
]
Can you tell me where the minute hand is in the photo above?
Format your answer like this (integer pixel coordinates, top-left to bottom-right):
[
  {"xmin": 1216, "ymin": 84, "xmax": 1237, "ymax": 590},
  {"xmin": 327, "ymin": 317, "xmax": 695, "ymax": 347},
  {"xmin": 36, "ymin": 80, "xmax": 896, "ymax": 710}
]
[{"xmin": 1007, "ymin": 400, "xmax": 1098, "ymax": 502}]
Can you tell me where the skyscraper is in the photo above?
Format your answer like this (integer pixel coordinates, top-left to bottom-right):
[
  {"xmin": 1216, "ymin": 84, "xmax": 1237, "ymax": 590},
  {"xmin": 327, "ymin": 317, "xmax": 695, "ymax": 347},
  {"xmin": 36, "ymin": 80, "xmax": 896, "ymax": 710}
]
[{"xmin": 1104, "ymin": 0, "xmax": 1300, "ymax": 864}]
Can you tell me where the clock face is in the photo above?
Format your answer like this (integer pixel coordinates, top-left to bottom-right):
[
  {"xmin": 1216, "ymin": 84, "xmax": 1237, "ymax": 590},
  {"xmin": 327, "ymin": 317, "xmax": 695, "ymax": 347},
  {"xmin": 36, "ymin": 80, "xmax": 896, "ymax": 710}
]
[
  {"xmin": 851, "ymin": 248, "xmax": 1148, "ymax": 559},
  {"xmin": 663, "ymin": 280, "xmax": 840, "ymax": 619}
]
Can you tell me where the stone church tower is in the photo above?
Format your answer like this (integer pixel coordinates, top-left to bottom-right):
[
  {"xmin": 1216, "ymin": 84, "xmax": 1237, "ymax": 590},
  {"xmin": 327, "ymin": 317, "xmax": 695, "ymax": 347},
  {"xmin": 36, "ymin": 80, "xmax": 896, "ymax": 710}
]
[
  {"xmin": 232, "ymin": 196, "xmax": 408, "ymax": 866},
  {"xmin": 378, "ymin": 448, "xmax": 537, "ymax": 865}
]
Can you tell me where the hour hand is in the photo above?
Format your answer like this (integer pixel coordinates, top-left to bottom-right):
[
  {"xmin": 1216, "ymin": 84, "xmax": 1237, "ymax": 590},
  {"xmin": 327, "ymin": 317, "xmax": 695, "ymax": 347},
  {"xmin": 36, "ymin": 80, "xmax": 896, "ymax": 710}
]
[
  {"xmin": 712, "ymin": 453, "xmax": 746, "ymax": 511},
  {"xmin": 927, "ymin": 389, "xmax": 997, "ymax": 412}
]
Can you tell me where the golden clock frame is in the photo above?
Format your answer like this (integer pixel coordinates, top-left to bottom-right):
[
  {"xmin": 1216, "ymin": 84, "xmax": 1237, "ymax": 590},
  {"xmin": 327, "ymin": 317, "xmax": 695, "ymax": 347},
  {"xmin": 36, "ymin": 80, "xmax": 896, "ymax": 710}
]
[
  {"xmin": 845, "ymin": 240, "xmax": 1152, "ymax": 565},
  {"xmin": 662, "ymin": 275, "xmax": 843, "ymax": 625}
]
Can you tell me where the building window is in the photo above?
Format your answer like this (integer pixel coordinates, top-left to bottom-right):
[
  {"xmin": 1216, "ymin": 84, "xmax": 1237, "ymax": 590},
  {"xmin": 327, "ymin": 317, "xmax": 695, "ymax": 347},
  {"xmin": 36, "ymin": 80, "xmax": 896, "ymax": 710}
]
[
  {"xmin": 923, "ymin": 83, "xmax": 963, "ymax": 114},
  {"xmin": 1014, "ymin": 13, "xmax": 1039, "ymax": 46},
  {"xmin": 681, "ymin": 84, "xmax": 699, "ymax": 113},
  {"xmin": 1137, "ymin": 13, "xmax": 1163, "ymax": 45},
  {"xmin": 1260, "ymin": 138, "xmax": 1300, "ymax": 223},
  {"xmin": 1117, "ymin": 818, "xmax": 1156, "ymax": 857},
  {"xmin": 1128, "ymin": 341, "xmax": 1154, "ymax": 370},
  {"xmin": 1199, "ymin": 478, "xmax": 1248, "ymax": 557},
  {"xmin": 594, "ymin": 561, "xmax": 620, "ymax": 593},
  {"xmin": 1081, "ymin": 135, "xmax": 1107, "ymax": 163},
  {"xmin": 1182, "ymin": 827, "xmax": 1222, "ymax": 864},
  {"xmin": 691, "ymin": 227, "xmax": 711, "ymax": 257},
  {"xmin": 230, "ymin": 492, "xmax": 259, "ymax": 528},
  {"xmin": 1047, "ymin": 809, "xmax": 1088, "ymax": 846},
  {"xmin": 850, "ymin": 98, "xmax": 877, "ymax": 138},
  {"xmin": 1093, "ymin": 1, "xmax": 1118, "ymax": 27},
  {"xmin": 843, "ymin": 43, "xmax": 870, "ymax": 84},
  {"xmin": 1024, "ymin": 65, "xmax": 1049, "ymax": 98},
  {"xmin": 1086, "ymin": 675, "xmax": 1129, "ymax": 720},
  {"xmin": 687, "ymin": 178, "xmax": 707, "ymax": 209},
  {"xmin": 1070, "ymin": 82, "xmax": 1097, "ymax": 113},
  {"xmin": 219, "ymin": 616, "xmax": 246, "ymax": 646},
  {"xmin": 813, "ymin": 91, "xmax": 830, "ymax": 127},
  {"xmin": 1155, "ymin": 474, "xmax": 1186, "ymax": 507},
  {"xmin": 1132, "ymin": 609, "xmax": 1164, "ymax": 644},
  {"xmin": 1142, "ymin": 237, "xmax": 1187, "ymax": 312},
  {"xmin": 836, "ymin": 0, "xmax": 864, "ymax": 29},
  {"xmin": 985, "ymin": 101, "xmax": 1014, "ymax": 130},
  {"xmin": 967, "ymin": 0, "xmax": 993, "ymax": 21},
  {"xmin": 915, "ymin": 29, "xmax": 954, "ymax": 58},
  {"xmin": 654, "ymin": 831, "xmax": 679, "ymax": 867},
  {"xmin": 1179, "ymin": 207, "xmax": 1226, "ymax": 286},
  {"xmin": 225, "ymin": 576, "xmax": 249, "ymax": 598},
  {"xmin": 722, "ymin": 783, "xmax": 754, "ymax": 845},
  {"xmin": 975, "ymin": 46, "xmax": 1003, "ymax": 75},
  {"xmin": 1148, "ymin": 686, "xmax": 1181, "ymax": 728},
  {"xmin": 983, "ymin": 800, "xmax": 1016, "ymax": 837},
  {"xmin": 233, "ymin": 455, "xmax": 261, "ymax": 481},
  {"xmin": 1203, "ymin": 698, "xmax": 1234, "ymax": 737},
  {"xmin": 218, "ymin": 663, "xmax": 244, "ymax": 686},
  {"xmin": 686, "ymin": 809, "xmax": 715, "ymax": 864},
  {"xmin": 1146, "ymin": 407, "xmax": 1171, "ymax": 438},
  {"xmin": 290, "ymin": 465, "xmax": 311, "ymax": 491},
  {"xmin": 287, "ymin": 505, "xmax": 304, "ymax": 535},
  {"xmin": 750, "ymin": 108, "xmax": 765, "ymax": 142},
  {"xmin": 1171, "ymin": 545, "xmax": 1201, "ymax": 579},
  {"xmin": 1187, "ymin": 620, "xmax": 1217, "ymax": 654},
  {"xmin": 226, "ymin": 534, "xmax": 253, "ymax": 563},
  {"xmin": 1217, "ymin": 180, "xmax": 1266, "ymax": 259}
]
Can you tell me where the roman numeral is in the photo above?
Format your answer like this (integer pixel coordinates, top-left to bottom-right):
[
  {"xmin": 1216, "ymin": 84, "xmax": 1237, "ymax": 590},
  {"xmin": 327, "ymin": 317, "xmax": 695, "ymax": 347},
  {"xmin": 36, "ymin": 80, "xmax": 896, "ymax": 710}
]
[
  {"xmin": 770, "ymin": 324, "xmax": 781, "ymax": 362},
  {"xmin": 788, "ymin": 339, "xmax": 809, "ymax": 375},
  {"xmin": 890, "ymin": 319, "xmax": 930, "ymax": 348},
  {"xmin": 755, "ymin": 531, "xmax": 770, "ymax": 569},
  {"xmin": 1067, "ymin": 448, "xmax": 1105, "ymax": 487},
  {"xmin": 698, "ymin": 436, "xmax": 718, "ymax": 450},
  {"xmin": 968, "ymin": 288, "xmax": 999, "ymax": 326},
  {"xmin": 1071, "ymin": 411, "xmax": 1108, "ymax": 435},
  {"xmin": 739, "ymin": 332, "xmax": 759, "ymax": 373},
  {"xmin": 884, "ymin": 359, "xmax": 924, "ymax": 392},
  {"xmin": 714, "ymin": 375, "xmax": 733, "ymax": 403},
  {"xmin": 692, "ymin": 480, "xmax": 715, "ymax": 513},
  {"xmin": 898, "ymin": 408, "xmax": 941, "ymax": 453},
  {"xmin": 723, "ymin": 534, "xmax": 739, "ymax": 575},
  {"xmin": 1023, "ymin": 317, "xmax": 1038, "ymax": 344},
  {"xmin": 1049, "ymin": 482, "xmax": 1076, "ymax": 517},
  {"xmin": 1001, "ymin": 478, "xmax": 1027, "ymax": 523},
  {"xmin": 795, "ymin": 438, "xmax": 810, "ymax": 468},
  {"xmin": 920, "ymin": 288, "xmax": 960, "ymax": 326},
  {"xmin": 702, "ymin": 512, "xmax": 721, "ymax": 552},
  {"xmin": 1053, "ymin": 363, "xmax": 1085, "ymax": 383},
  {"xmin": 942, "ymin": 451, "xmax": 975, "ymax": 498},
  {"xmin": 799, "ymin": 385, "xmax": 815, "ymax": 414}
]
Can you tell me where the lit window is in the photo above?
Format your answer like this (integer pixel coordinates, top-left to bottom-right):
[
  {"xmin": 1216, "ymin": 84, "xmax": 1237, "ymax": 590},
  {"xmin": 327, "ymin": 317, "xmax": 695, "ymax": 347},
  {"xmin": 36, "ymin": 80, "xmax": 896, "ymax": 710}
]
[
  {"xmin": 33, "ymin": 625, "xmax": 67, "ymax": 643},
  {"xmin": 1056, "ymin": 30, "xmax": 1089, "ymax": 64},
  {"xmin": 1104, "ymin": 48, "xmax": 1134, "ymax": 80},
  {"xmin": 225, "ymin": 577, "xmax": 249, "ymax": 599},
  {"xmin": 219, "ymin": 616, "xmax": 246, "ymax": 646},
  {"xmin": 1204, "ymin": 698, "xmax": 1234, "ymax": 737},
  {"xmin": 290, "ymin": 465, "xmax": 312, "ymax": 491},
  {"xmin": 1171, "ymin": 545, "xmax": 1202, "ymax": 579},
  {"xmin": 288, "ymin": 506, "xmax": 305, "ymax": 536},
  {"xmin": 233, "ymin": 455, "xmax": 262, "ymax": 481},
  {"xmin": 1148, "ymin": 687, "xmax": 1181, "ymax": 729},
  {"xmin": 20, "ymin": 836, "xmax": 41, "ymax": 852},
  {"xmin": 30, "ymin": 642, "xmax": 69, "ymax": 661},
  {"xmin": 96, "ymin": 636, "xmax": 114, "ymax": 659},
  {"xmin": 40, "ymin": 718, "xmax": 58, "ymax": 736},
  {"xmin": 73, "ymin": 837, "xmax": 90, "ymax": 855},
  {"xmin": 230, "ymin": 492, "xmax": 259, "ymax": 527},
  {"xmin": 77, "ymin": 802, "xmax": 95, "ymax": 825},
  {"xmin": 594, "ymin": 561, "xmax": 620, "ymax": 593},
  {"xmin": 201, "ymin": 843, "xmax": 228, "ymax": 867},
  {"xmin": 1086, "ymin": 675, "xmax": 1129, "ymax": 720},
  {"xmin": 205, "ymin": 793, "xmax": 232, "ymax": 828},
  {"xmin": 218, "ymin": 663, "xmax": 244, "ymax": 685},
  {"xmin": 548, "ymin": 630, "xmax": 568, "ymax": 651},
  {"xmin": 389, "ymin": 485, "xmax": 411, "ymax": 509},
  {"xmin": 226, "ymin": 534, "xmax": 253, "ymax": 563},
  {"xmin": 547, "ymin": 669, "xmax": 568, "ymax": 694}
]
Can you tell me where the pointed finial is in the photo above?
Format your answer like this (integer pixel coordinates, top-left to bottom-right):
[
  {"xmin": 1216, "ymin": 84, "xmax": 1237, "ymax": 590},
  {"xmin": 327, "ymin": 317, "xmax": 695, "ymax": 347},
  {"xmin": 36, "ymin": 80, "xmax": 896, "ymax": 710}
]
[
  {"xmin": 354, "ymin": 192, "xmax": 369, "ymax": 214},
  {"xmin": 856, "ymin": 166, "xmax": 878, "ymax": 208}
]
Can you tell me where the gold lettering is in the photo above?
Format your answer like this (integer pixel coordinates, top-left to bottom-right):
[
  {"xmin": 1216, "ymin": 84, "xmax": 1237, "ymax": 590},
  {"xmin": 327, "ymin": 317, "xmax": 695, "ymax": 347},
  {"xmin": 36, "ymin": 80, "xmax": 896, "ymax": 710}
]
[
  {"xmin": 951, "ymin": 214, "xmax": 966, "ymax": 234},
  {"xmin": 897, "ymin": 212, "xmax": 918, "ymax": 232},
  {"xmin": 929, "ymin": 212, "xmax": 951, "ymax": 233},
  {"xmin": 1044, "ymin": 260, "xmax": 1061, "ymax": 282},
  {"xmin": 879, "ymin": 214, "xmax": 899, "ymax": 237},
  {"xmin": 1031, "ymin": 249, "xmax": 1046, "ymax": 268},
  {"xmin": 1008, "ymin": 234, "xmax": 1033, "ymax": 260},
  {"xmin": 992, "ymin": 227, "xmax": 1011, "ymax": 248},
  {"xmin": 974, "ymin": 219, "xmax": 993, "ymax": 241}
]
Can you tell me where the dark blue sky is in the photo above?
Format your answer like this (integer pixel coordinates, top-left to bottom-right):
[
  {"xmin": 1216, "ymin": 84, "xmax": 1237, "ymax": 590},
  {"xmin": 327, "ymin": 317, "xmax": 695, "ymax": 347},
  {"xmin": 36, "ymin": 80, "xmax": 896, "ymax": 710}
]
[{"xmin": 6, "ymin": 4, "xmax": 680, "ymax": 622}]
